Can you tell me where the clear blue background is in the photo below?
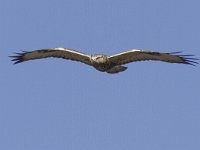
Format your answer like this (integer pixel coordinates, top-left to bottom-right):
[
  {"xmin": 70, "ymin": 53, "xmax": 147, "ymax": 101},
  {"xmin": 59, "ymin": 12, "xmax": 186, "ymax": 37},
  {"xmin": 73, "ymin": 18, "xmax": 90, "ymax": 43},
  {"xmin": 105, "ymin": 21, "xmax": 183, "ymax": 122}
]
[{"xmin": 0, "ymin": 0, "xmax": 200, "ymax": 149}]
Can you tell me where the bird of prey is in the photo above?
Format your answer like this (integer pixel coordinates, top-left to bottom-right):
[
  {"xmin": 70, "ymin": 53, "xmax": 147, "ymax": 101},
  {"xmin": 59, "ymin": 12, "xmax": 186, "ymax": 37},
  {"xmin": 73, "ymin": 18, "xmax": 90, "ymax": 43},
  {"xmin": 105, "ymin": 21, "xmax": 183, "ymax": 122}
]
[{"xmin": 10, "ymin": 47, "xmax": 198, "ymax": 74}]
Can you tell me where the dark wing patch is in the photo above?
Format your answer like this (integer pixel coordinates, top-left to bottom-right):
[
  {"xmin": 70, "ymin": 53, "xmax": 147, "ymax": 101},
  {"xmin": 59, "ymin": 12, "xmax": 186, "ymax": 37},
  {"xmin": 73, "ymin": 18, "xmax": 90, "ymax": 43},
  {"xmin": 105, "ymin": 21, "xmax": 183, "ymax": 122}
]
[
  {"xmin": 10, "ymin": 51, "xmax": 28, "ymax": 64},
  {"xmin": 109, "ymin": 49, "xmax": 199, "ymax": 66},
  {"xmin": 170, "ymin": 52, "xmax": 199, "ymax": 66}
]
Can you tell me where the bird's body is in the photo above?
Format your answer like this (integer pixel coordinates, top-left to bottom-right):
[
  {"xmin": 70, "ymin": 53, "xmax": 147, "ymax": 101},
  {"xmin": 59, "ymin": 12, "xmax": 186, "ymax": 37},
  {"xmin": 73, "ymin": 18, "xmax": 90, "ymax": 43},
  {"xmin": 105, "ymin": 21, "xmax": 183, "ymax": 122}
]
[
  {"xmin": 90, "ymin": 54, "xmax": 111, "ymax": 71},
  {"xmin": 10, "ymin": 47, "xmax": 198, "ymax": 74}
]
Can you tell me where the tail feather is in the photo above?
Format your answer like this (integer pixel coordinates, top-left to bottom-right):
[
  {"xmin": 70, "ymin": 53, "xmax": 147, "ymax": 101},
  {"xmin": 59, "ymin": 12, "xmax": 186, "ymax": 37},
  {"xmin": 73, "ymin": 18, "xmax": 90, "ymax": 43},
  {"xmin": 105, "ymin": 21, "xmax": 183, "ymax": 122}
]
[{"xmin": 106, "ymin": 66, "xmax": 127, "ymax": 74}]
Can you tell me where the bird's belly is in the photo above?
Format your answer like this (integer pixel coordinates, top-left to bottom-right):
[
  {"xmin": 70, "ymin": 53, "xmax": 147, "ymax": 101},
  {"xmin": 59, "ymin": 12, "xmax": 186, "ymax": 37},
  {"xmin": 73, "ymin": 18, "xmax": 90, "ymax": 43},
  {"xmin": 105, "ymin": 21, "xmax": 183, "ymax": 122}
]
[{"xmin": 93, "ymin": 62, "xmax": 112, "ymax": 72}]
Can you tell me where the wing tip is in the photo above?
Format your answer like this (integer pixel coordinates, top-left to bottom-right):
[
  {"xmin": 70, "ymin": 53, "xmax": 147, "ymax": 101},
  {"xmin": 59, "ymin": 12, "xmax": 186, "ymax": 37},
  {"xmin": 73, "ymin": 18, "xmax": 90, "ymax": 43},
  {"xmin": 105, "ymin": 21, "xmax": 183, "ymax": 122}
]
[
  {"xmin": 9, "ymin": 51, "xmax": 26, "ymax": 64},
  {"xmin": 171, "ymin": 52, "xmax": 199, "ymax": 66},
  {"xmin": 184, "ymin": 60, "xmax": 199, "ymax": 66}
]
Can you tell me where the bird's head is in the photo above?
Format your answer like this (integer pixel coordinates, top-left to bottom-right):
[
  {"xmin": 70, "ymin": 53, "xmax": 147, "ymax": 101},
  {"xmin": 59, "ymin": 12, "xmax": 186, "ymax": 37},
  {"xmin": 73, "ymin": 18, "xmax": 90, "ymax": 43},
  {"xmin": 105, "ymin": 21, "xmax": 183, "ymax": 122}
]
[{"xmin": 91, "ymin": 54, "xmax": 108, "ymax": 63}]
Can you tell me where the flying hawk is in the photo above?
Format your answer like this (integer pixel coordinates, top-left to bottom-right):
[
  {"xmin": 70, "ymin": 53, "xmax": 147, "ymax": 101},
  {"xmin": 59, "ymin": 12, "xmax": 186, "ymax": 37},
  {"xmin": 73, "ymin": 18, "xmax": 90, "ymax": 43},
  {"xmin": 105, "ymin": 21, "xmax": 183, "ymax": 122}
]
[{"xmin": 10, "ymin": 48, "xmax": 198, "ymax": 73}]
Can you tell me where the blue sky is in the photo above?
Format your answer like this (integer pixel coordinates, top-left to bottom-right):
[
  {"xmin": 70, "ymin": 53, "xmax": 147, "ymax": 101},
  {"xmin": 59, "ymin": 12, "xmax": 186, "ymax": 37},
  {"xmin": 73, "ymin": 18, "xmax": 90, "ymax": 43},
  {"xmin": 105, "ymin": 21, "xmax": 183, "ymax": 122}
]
[{"xmin": 0, "ymin": 0, "xmax": 200, "ymax": 149}]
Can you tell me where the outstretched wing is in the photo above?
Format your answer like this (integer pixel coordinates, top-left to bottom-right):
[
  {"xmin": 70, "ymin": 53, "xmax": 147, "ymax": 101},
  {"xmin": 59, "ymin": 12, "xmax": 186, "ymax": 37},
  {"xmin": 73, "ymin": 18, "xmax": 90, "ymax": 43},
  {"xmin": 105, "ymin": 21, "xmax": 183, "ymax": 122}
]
[
  {"xmin": 10, "ymin": 48, "xmax": 92, "ymax": 65},
  {"xmin": 109, "ymin": 49, "xmax": 199, "ymax": 66}
]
